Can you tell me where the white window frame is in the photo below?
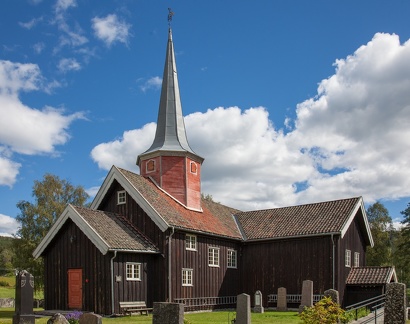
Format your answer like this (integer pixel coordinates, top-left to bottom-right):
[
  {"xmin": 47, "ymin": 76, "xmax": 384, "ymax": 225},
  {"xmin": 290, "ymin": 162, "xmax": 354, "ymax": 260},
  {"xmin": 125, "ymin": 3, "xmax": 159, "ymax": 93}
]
[
  {"xmin": 354, "ymin": 252, "xmax": 360, "ymax": 267},
  {"xmin": 185, "ymin": 234, "xmax": 197, "ymax": 251},
  {"xmin": 208, "ymin": 247, "xmax": 220, "ymax": 267},
  {"xmin": 190, "ymin": 161, "xmax": 197, "ymax": 174},
  {"xmin": 227, "ymin": 249, "xmax": 237, "ymax": 269},
  {"xmin": 345, "ymin": 249, "xmax": 351, "ymax": 267},
  {"xmin": 117, "ymin": 190, "xmax": 126, "ymax": 205},
  {"xmin": 126, "ymin": 262, "xmax": 141, "ymax": 281},
  {"xmin": 182, "ymin": 268, "xmax": 193, "ymax": 286},
  {"xmin": 146, "ymin": 159, "xmax": 156, "ymax": 173}
]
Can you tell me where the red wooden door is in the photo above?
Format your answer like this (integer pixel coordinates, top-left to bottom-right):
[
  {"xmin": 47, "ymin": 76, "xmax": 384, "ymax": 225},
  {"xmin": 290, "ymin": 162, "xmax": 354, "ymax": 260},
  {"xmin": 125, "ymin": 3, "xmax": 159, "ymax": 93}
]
[{"xmin": 68, "ymin": 269, "xmax": 82, "ymax": 309}]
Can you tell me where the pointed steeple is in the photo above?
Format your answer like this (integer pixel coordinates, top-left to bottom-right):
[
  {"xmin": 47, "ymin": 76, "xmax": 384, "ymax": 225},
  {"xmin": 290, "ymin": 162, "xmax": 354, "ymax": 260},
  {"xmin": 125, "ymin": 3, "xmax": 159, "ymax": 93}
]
[{"xmin": 137, "ymin": 28, "xmax": 203, "ymax": 211}]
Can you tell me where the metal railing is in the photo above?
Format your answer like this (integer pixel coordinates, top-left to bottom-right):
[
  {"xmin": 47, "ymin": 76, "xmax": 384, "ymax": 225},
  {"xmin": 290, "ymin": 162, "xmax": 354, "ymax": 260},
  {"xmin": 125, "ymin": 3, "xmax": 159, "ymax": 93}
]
[
  {"xmin": 174, "ymin": 296, "xmax": 237, "ymax": 309},
  {"xmin": 344, "ymin": 294, "xmax": 385, "ymax": 322},
  {"xmin": 267, "ymin": 294, "xmax": 323, "ymax": 304}
]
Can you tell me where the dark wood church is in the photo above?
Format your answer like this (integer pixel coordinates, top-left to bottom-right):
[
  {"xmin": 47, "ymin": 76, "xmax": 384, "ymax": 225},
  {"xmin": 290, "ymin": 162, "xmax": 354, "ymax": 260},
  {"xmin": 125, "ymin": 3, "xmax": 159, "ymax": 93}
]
[{"xmin": 34, "ymin": 27, "xmax": 377, "ymax": 315}]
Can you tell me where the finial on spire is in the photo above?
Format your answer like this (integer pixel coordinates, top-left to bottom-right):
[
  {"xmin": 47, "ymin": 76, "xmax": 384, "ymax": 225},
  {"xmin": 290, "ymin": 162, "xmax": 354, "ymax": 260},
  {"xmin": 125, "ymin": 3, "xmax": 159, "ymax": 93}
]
[{"xmin": 168, "ymin": 8, "xmax": 174, "ymax": 27}]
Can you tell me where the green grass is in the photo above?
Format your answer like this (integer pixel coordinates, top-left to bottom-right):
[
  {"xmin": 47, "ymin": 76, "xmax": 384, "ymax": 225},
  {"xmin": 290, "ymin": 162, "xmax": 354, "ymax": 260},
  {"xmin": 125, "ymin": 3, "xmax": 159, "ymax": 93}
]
[
  {"xmin": 0, "ymin": 309, "xmax": 301, "ymax": 324},
  {"xmin": 0, "ymin": 277, "xmax": 43, "ymax": 300}
]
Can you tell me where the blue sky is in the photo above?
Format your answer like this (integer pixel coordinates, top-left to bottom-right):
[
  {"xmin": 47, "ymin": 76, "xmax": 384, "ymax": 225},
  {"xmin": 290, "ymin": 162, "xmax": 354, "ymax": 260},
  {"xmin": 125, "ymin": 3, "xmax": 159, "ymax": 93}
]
[{"xmin": 1, "ymin": 0, "xmax": 410, "ymax": 236}]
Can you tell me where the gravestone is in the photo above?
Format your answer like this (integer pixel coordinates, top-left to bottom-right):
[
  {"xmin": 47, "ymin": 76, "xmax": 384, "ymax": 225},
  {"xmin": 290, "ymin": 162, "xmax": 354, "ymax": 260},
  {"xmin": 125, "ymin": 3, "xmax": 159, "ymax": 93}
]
[
  {"xmin": 13, "ymin": 270, "xmax": 35, "ymax": 324},
  {"xmin": 277, "ymin": 287, "xmax": 287, "ymax": 311},
  {"xmin": 385, "ymin": 282, "xmax": 406, "ymax": 324},
  {"xmin": 324, "ymin": 289, "xmax": 339, "ymax": 304},
  {"xmin": 236, "ymin": 293, "xmax": 251, "ymax": 324},
  {"xmin": 253, "ymin": 290, "xmax": 264, "ymax": 313},
  {"xmin": 47, "ymin": 314, "xmax": 68, "ymax": 324},
  {"xmin": 152, "ymin": 302, "xmax": 184, "ymax": 324},
  {"xmin": 299, "ymin": 280, "xmax": 313, "ymax": 313},
  {"xmin": 79, "ymin": 313, "xmax": 102, "ymax": 324}
]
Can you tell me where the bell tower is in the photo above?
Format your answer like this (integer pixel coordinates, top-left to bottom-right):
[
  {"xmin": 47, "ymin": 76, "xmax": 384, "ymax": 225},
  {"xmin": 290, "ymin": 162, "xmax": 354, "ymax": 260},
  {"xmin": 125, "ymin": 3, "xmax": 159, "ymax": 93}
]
[{"xmin": 137, "ymin": 28, "xmax": 204, "ymax": 211}]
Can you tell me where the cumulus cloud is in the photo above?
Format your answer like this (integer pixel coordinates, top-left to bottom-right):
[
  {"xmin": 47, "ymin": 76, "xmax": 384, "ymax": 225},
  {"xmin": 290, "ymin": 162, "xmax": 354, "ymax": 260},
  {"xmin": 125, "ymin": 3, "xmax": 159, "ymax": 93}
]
[
  {"xmin": 90, "ymin": 33, "xmax": 410, "ymax": 211},
  {"xmin": 91, "ymin": 14, "xmax": 131, "ymax": 47},
  {"xmin": 0, "ymin": 60, "xmax": 84, "ymax": 186},
  {"xmin": 58, "ymin": 57, "xmax": 81, "ymax": 72},
  {"xmin": 18, "ymin": 16, "xmax": 43, "ymax": 29},
  {"xmin": 139, "ymin": 76, "xmax": 162, "ymax": 92},
  {"xmin": 0, "ymin": 214, "xmax": 19, "ymax": 237}
]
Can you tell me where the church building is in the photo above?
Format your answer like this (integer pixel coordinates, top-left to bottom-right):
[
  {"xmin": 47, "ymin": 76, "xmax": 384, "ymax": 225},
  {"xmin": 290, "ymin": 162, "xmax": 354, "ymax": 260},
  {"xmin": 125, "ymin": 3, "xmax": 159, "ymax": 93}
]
[{"xmin": 34, "ymin": 27, "xmax": 381, "ymax": 315}]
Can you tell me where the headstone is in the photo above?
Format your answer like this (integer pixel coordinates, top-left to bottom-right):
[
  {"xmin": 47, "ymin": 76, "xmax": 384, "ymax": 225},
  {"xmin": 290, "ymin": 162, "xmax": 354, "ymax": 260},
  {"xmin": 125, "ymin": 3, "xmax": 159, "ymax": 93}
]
[
  {"xmin": 13, "ymin": 270, "xmax": 35, "ymax": 324},
  {"xmin": 253, "ymin": 290, "xmax": 264, "ymax": 313},
  {"xmin": 236, "ymin": 293, "xmax": 251, "ymax": 324},
  {"xmin": 277, "ymin": 287, "xmax": 287, "ymax": 311},
  {"xmin": 385, "ymin": 282, "xmax": 406, "ymax": 324},
  {"xmin": 299, "ymin": 280, "xmax": 313, "ymax": 313},
  {"xmin": 79, "ymin": 313, "xmax": 102, "ymax": 324},
  {"xmin": 324, "ymin": 289, "xmax": 339, "ymax": 304},
  {"xmin": 47, "ymin": 313, "xmax": 68, "ymax": 324},
  {"xmin": 153, "ymin": 302, "xmax": 184, "ymax": 324}
]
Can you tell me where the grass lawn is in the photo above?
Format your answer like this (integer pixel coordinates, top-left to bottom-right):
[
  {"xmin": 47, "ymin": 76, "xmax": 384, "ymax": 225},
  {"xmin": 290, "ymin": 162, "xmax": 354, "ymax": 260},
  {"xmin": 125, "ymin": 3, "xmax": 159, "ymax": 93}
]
[{"xmin": 0, "ymin": 309, "xmax": 301, "ymax": 324}]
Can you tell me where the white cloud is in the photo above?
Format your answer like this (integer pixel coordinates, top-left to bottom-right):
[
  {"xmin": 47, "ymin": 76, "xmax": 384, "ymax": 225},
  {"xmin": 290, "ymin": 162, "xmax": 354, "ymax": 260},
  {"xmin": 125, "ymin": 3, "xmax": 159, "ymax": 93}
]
[
  {"xmin": 58, "ymin": 58, "xmax": 81, "ymax": 73},
  {"xmin": 18, "ymin": 16, "xmax": 43, "ymax": 30},
  {"xmin": 0, "ymin": 214, "xmax": 19, "ymax": 237},
  {"xmin": 139, "ymin": 76, "xmax": 162, "ymax": 92},
  {"xmin": 0, "ymin": 60, "xmax": 84, "ymax": 186},
  {"xmin": 90, "ymin": 33, "xmax": 410, "ymax": 211},
  {"xmin": 33, "ymin": 42, "xmax": 45, "ymax": 54},
  {"xmin": 91, "ymin": 14, "xmax": 131, "ymax": 47}
]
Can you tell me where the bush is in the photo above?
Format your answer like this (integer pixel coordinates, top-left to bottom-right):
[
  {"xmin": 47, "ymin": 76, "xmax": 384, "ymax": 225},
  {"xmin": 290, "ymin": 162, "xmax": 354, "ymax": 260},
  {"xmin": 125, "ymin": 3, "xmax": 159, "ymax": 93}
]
[
  {"xmin": 0, "ymin": 281, "xmax": 9, "ymax": 287},
  {"xmin": 299, "ymin": 296, "xmax": 349, "ymax": 324}
]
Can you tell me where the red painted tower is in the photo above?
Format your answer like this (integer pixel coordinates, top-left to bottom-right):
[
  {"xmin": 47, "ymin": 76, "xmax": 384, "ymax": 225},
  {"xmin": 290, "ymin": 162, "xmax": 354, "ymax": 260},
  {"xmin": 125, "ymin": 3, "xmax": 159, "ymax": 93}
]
[{"xmin": 137, "ymin": 28, "xmax": 204, "ymax": 211}]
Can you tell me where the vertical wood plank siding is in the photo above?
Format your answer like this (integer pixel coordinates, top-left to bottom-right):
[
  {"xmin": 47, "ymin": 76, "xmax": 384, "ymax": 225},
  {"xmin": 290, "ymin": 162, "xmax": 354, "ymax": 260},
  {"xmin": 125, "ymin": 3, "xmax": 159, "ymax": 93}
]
[
  {"xmin": 170, "ymin": 232, "xmax": 242, "ymax": 301},
  {"xmin": 241, "ymin": 236, "xmax": 333, "ymax": 306}
]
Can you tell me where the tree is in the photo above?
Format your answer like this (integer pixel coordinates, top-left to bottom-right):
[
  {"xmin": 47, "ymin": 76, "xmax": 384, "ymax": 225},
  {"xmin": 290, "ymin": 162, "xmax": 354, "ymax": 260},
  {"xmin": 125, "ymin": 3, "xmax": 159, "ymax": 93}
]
[
  {"xmin": 366, "ymin": 202, "xmax": 394, "ymax": 266},
  {"xmin": 13, "ymin": 174, "xmax": 89, "ymax": 290},
  {"xmin": 394, "ymin": 202, "xmax": 410, "ymax": 285}
]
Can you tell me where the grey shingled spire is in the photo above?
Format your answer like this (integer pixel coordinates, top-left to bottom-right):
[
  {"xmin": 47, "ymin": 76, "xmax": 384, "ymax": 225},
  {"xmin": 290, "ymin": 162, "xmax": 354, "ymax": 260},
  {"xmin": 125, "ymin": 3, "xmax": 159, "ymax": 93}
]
[{"xmin": 137, "ymin": 28, "xmax": 203, "ymax": 164}]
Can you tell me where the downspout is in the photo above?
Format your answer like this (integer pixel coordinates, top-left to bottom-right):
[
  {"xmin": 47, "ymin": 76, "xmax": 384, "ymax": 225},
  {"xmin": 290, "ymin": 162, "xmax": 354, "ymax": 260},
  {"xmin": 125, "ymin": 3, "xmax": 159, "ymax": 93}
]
[
  {"xmin": 110, "ymin": 250, "xmax": 118, "ymax": 315},
  {"xmin": 331, "ymin": 234, "xmax": 335, "ymax": 289},
  {"xmin": 168, "ymin": 227, "xmax": 175, "ymax": 302}
]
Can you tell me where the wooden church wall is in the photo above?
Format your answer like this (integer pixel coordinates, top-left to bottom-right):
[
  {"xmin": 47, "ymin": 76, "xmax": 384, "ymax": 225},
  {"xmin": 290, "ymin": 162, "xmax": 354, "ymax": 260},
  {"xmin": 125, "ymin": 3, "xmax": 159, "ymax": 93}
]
[
  {"xmin": 170, "ymin": 231, "xmax": 242, "ymax": 301},
  {"xmin": 240, "ymin": 235, "xmax": 333, "ymax": 306},
  {"xmin": 43, "ymin": 219, "xmax": 112, "ymax": 314}
]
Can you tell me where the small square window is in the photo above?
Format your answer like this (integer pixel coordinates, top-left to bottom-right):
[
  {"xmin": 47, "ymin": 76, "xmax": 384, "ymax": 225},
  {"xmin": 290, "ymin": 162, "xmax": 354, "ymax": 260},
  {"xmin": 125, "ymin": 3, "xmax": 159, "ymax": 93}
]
[
  {"xmin": 117, "ymin": 190, "xmax": 126, "ymax": 205},
  {"xmin": 126, "ymin": 262, "xmax": 141, "ymax": 281},
  {"xmin": 190, "ymin": 162, "xmax": 197, "ymax": 174},
  {"xmin": 354, "ymin": 252, "xmax": 360, "ymax": 267},
  {"xmin": 182, "ymin": 268, "xmax": 193, "ymax": 286},
  {"xmin": 185, "ymin": 234, "xmax": 197, "ymax": 251},
  {"xmin": 227, "ymin": 249, "xmax": 237, "ymax": 269},
  {"xmin": 345, "ymin": 249, "xmax": 351, "ymax": 267},
  {"xmin": 208, "ymin": 247, "xmax": 220, "ymax": 267},
  {"xmin": 146, "ymin": 160, "xmax": 155, "ymax": 172}
]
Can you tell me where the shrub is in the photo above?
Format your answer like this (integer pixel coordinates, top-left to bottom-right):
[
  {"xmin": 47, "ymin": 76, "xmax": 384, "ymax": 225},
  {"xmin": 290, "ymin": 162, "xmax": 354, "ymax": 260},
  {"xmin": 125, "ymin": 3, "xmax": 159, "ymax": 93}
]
[
  {"xmin": 299, "ymin": 296, "xmax": 349, "ymax": 324},
  {"xmin": 65, "ymin": 310, "xmax": 83, "ymax": 324},
  {"xmin": 0, "ymin": 281, "xmax": 9, "ymax": 287}
]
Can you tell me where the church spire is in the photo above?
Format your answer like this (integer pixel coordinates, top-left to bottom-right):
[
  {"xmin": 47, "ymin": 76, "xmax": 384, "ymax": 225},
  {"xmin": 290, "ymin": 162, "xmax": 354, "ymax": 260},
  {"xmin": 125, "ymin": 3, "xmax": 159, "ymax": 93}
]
[{"xmin": 137, "ymin": 21, "xmax": 203, "ymax": 211}]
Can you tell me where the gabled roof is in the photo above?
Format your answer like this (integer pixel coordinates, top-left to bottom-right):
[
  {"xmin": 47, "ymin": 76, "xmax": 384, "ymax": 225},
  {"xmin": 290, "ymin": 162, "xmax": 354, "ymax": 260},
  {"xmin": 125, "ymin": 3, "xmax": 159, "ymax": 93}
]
[
  {"xmin": 137, "ymin": 28, "xmax": 203, "ymax": 165},
  {"xmin": 346, "ymin": 266, "xmax": 397, "ymax": 285},
  {"xmin": 92, "ymin": 166, "xmax": 242, "ymax": 239},
  {"xmin": 234, "ymin": 197, "xmax": 373, "ymax": 246},
  {"xmin": 33, "ymin": 204, "xmax": 159, "ymax": 258}
]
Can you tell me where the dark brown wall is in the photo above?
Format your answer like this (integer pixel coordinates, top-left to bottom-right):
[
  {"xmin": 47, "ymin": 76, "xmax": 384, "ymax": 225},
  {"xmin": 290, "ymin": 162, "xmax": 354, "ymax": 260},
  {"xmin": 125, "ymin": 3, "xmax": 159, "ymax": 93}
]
[
  {"xmin": 43, "ymin": 220, "xmax": 112, "ymax": 314},
  {"xmin": 170, "ymin": 231, "xmax": 242, "ymax": 301},
  {"xmin": 241, "ymin": 235, "xmax": 334, "ymax": 306}
]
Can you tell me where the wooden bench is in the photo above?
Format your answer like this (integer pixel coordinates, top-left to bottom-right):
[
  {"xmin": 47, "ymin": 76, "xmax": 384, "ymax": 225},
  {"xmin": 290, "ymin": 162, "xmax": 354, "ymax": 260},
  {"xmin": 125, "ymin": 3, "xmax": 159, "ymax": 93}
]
[{"xmin": 119, "ymin": 301, "xmax": 153, "ymax": 316}]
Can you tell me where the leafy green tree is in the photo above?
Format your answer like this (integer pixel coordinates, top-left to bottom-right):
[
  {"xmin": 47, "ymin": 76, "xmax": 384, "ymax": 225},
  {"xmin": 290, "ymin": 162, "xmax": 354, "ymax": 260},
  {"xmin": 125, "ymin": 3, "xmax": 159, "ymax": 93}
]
[
  {"xmin": 366, "ymin": 202, "xmax": 394, "ymax": 266},
  {"xmin": 13, "ymin": 174, "xmax": 89, "ymax": 290},
  {"xmin": 394, "ymin": 202, "xmax": 410, "ymax": 285}
]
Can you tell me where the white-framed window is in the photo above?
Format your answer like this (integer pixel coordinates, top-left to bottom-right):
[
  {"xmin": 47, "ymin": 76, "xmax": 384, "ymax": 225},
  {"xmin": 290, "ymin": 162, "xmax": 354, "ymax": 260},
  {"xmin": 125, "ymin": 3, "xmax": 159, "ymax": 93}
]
[
  {"xmin": 185, "ymin": 234, "xmax": 197, "ymax": 251},
  {"xmin": 208, "ymin": 247, "xmax": 220, "ymax": 267},
  {"xmin": 182, "ymin": 268, "xmax": 193, "ymax": 286},
  {"xmin": 345, "ymin": 249, "xmax": 351, "ymax": 267},
  {"xmin": 190, "ymin": 161, "xmax": 197, "ymax": 174},
  {"xmin": 117, "ymin": 190, "xmax": 126, "ymax": 205},
  {"xmin": 227, "ymin": 249, "xmax": 237, "ymax": 269},
  {"xmin": 354, "ymin": 252, "xmax": 360, "ymax": 267},
  {"xmin": 126, "ymin": 262, "xmax": 141, "ymax": 281},
  {"xmin": 146, "ymin": 159, "xmax": 156, "ymax": 173}
]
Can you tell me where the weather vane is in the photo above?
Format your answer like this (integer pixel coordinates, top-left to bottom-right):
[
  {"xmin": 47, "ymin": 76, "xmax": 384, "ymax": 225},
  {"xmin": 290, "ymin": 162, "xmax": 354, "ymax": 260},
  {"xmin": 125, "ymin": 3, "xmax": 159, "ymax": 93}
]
[{"xmin": 168, "ymin": 8, "xmax": 174, "ymax": 27}]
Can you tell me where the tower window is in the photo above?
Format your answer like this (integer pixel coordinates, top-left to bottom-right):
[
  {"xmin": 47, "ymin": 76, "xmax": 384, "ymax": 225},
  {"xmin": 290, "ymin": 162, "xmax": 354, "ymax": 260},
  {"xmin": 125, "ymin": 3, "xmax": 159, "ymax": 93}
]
[
  {"xmin": 146, "ymin": 160, "xmax": 156, "ymax": 172},
  {"xmin": 190, "ymin": 162, "xmax": 197, "ymax": 174},
  {"xmin": 117, "ymin": 191, "xmax": 126, "ymax": 205}
]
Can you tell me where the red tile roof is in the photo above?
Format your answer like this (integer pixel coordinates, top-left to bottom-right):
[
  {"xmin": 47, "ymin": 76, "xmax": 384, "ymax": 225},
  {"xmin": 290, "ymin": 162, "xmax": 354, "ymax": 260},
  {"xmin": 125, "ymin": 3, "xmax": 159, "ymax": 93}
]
[
  {"xmin": 346, "ymin": 266, "xmax": 397, "ymax": 285},
  {"xmin": 234, "ymin": 197, "xmax": 362, "ymax": 240},
  {"xmin": 118, "ymin": 168, "xmax": 243, "ymax": 239}
]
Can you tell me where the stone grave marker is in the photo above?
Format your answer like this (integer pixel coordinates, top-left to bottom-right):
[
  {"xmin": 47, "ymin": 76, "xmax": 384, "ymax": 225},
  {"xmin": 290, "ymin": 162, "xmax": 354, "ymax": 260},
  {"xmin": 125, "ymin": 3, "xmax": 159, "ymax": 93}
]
[
  {"xmin": 299, "ymin": 280, "xmax": 313, "ymax": 313},
  {"xmin": 253, "ymin": 290, "xmax": 264, "ymax": 313},
  {"xmin": 153, "ymin": 302, "xmax": 184, "ymax": 324},
  {"xmin": 13, "ymin": 270, "xmax": 35, "ymax": 324},
  {"xmin": 236, "ymin": 293, "xmax": 251, "ymax": 324},
  {"xmin": 277, "ymin": 287, "xmax": 287, "ymax": 311}
]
